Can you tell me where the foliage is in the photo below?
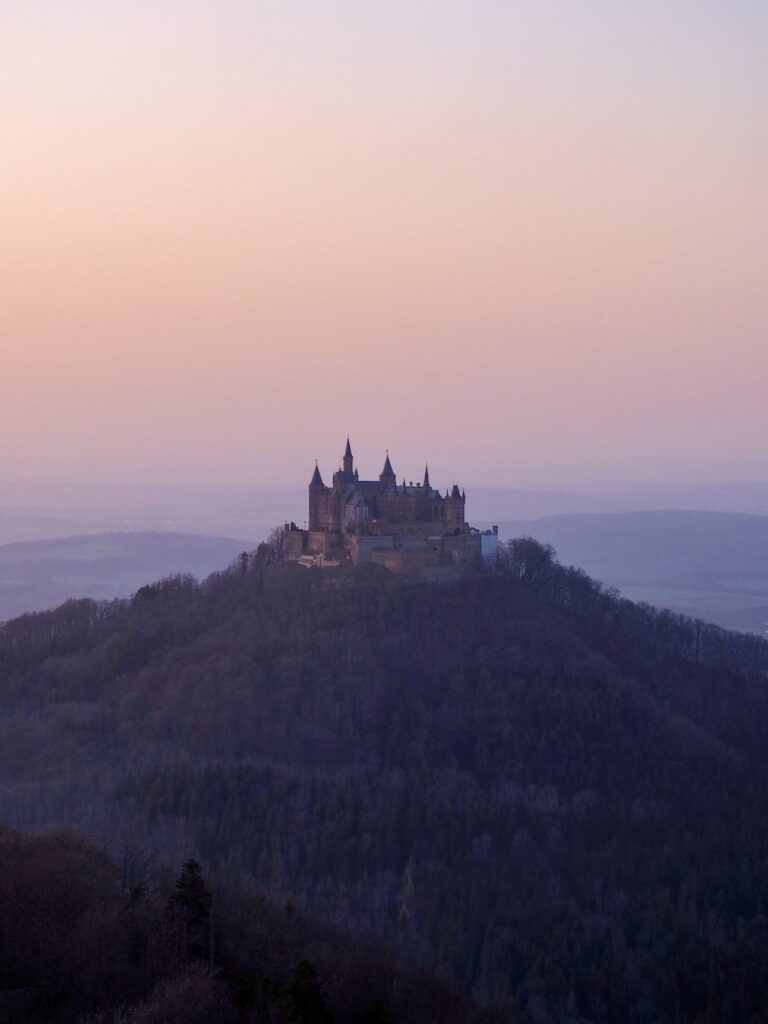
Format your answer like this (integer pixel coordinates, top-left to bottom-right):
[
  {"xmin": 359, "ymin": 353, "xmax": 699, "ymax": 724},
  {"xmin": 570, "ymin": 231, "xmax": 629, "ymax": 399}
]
[
  {"xmin": 0, "ymin": 539, "xmax": 767, "ymax": 1020},
  {"xmin": 0, "ymin": 826, "xmax": 480, "ymax": 1024}
]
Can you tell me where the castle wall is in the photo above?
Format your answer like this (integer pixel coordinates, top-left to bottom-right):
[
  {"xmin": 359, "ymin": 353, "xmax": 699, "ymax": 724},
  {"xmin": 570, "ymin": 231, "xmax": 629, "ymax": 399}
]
[
  {"xmin": 306, "ymin": 530, "xmax": 344, "ymax": 557},
  {"xmin": 283, "ymin": 529, "xmax": 306, "ymax": 559},
  {"xmin": 349, "ymin": 534, "xmax": 394, "ymax": 565}
]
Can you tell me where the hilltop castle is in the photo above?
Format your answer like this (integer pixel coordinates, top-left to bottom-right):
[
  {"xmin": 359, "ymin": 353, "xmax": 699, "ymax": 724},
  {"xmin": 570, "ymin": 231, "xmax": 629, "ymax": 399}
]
[{"xmin": 283, "ymin": 439, "xmax": 498, "ymax": 577}]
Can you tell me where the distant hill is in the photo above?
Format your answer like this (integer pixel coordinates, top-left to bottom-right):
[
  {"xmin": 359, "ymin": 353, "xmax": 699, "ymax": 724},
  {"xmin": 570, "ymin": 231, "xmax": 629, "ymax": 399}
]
[
  {"xmin": 493, "ymin": 510, "xmax": 768, "ymax": 634},
  {"xmin": 0, "ymin": 481, "xmax": 301, "ymax": 545},
  {"xmin": 0, "ymin": 532, "xmax": 252, "ymax": 621},
  {"xmin": 1, "ymin": 545, "xmax": 766, "ymax": 1020}
]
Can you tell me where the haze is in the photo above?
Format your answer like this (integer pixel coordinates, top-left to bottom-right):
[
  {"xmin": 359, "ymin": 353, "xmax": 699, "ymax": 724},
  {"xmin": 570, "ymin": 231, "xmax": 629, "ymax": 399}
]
[{"xmin": 1, "ymin": 1, "xmax": 766, "ymax": 487}]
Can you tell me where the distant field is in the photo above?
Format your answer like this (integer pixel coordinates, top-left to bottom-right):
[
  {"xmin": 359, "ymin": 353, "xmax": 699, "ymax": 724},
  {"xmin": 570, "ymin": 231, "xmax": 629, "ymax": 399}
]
[
  {"xmin": 494, "ymin": 510, "xmax": 768, "ymax": 635},
  {"xmin": 617, "ymin": 585, "xmax": 768, "ymax": 635},
  {"xmin": 0, "ymin": 532, "xmax": 251, "ymax": 622}
]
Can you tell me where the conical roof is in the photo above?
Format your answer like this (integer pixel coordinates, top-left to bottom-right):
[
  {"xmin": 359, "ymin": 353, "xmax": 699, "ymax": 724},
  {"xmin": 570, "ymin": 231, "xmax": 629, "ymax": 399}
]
[
  {"xmin": 310, "ymin": 463, "xmax": 325, "ymax": 488},
  {"xmin": 381, "ymin": 453, "xmax": 395, "ymax": 477},
  {"xmin": 344, "ymin": 436, "xmax": 353, "ymax": 458}
]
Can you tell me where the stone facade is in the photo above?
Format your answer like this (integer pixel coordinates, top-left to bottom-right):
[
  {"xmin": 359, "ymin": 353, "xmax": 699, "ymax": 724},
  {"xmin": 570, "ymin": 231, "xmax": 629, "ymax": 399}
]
[{"xmin": 283, "ymin": 439, "xmax": 498, "ymax": 577}]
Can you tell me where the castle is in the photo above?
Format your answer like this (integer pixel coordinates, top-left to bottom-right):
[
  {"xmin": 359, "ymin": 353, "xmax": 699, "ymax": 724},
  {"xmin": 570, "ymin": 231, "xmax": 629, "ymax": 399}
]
[{"xmin": 283, "ymin": 439, "xmax": 498, "ymax": 577}]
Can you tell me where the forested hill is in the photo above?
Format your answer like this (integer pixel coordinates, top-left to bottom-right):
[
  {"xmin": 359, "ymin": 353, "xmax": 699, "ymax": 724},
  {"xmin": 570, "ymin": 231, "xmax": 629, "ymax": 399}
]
[
  {"xmin": 1, "ymin": 541, "xmax": 768, "ymax": 1022},
  {"xmin": 0, "ymin": 826, "xmax": 486, "ymax": 1024}
]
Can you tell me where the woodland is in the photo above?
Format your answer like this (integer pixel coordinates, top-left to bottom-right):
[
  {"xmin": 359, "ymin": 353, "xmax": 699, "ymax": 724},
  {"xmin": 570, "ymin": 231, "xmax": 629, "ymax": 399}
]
[{"xmin": 0, "ymin": 539, "xmax": 767, "ymax": 1021}]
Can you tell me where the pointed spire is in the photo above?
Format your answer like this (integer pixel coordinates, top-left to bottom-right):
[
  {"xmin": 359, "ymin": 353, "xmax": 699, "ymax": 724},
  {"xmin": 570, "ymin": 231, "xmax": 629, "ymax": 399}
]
[
  {"xmin": 380, "ymin": 450, "xmax": 395, "ymax": 480},
  {"xmin": 423, "ymin": 464, "xmax": 430, "ymax": 490},
  {"xmin": 342, "ymin": 436, "xmax": 354, "ymax": 478},
  {"xmin": 310, "ymin": 461, "xmax": 325, "ymax": 488}
]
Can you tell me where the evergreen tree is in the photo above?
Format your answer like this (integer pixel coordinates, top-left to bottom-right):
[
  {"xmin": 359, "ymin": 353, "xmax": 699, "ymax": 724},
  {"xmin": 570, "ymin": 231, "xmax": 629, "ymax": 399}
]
[
  {"xmin": 284, "ymin": 959, "xmax": 331, "ymax": 1023},
  {"xmin": 168, "ymin": 859, "xmax": 212, "ymax": 963}
]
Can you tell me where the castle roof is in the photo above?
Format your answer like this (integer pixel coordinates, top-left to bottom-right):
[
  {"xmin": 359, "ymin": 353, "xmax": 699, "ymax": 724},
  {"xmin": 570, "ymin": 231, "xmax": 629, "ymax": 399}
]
[
  {"xmin": 344, "ymin": 437, "xmax": 353, "ymax": 458},
  {"xmin": 346, "ymin": 491, "xmax": 368, "ymax": 508},
  {"xmin": 393, "ymin": 484, "xmax": 436, "ymax": 497},
  {"xmin": 381, "ymin": 453, "xmax": 395, "ymax": 477},
  {"xmin": 310, "ymin": 463, "xmax": 325, "ymax": 488}
]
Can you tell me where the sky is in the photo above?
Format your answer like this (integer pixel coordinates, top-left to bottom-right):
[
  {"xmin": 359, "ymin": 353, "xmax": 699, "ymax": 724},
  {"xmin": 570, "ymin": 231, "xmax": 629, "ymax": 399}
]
[{"xmin": 1, "ymin": 1, "xmax": 766, "ymax": 488}]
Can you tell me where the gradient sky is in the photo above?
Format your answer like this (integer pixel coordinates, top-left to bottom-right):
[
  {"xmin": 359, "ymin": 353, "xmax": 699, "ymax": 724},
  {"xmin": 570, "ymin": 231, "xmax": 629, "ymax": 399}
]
[{"xmin": 1, "ymin": 1, "xmax": 766, "ymax": 487}]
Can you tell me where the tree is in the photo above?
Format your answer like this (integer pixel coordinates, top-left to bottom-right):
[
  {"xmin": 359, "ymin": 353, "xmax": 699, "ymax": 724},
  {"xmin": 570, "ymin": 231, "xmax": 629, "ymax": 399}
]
[
  {"xmin": 284, "ymin": 959, "xmax": 331, "ymax": 1023},
  {"xmin": 167, "ymin": 859, "xmax": 212, "ymax": 964}
]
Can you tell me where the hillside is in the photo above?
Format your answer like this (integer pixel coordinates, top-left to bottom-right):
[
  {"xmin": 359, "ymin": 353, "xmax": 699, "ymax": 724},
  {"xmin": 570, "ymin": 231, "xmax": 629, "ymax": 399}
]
[
  {"xmin": 0, "ymin": 532, "xmax": 251, "ymax": 622},
  {"xmin": 1, "ymin": 543, "xmax": 767, "ymax": 1021},
  {"xmin": 0, "ymin": 826, "xmax": 485, "ymax": 1024},
  {"xmin": 494, "ymin": 510, "xmax": 768, "ymax": 634}
]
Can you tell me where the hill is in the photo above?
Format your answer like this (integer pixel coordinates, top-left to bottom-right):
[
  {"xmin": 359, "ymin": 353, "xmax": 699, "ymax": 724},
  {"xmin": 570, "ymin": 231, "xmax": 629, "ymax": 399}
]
[
  {"xmin": 0, "ymin": 543, "xmax": 767, "ymax": 1021},
  {"xmin": 493, "ymin": 510, "xmax": 768, "ymax": 634},
  {"xmin": 0, "ymin": 826, "xmax": 485, "ymax": 1024},
  {"xmin": 0, "ymin": 531, "xmax": 252, "ymax": 622}
]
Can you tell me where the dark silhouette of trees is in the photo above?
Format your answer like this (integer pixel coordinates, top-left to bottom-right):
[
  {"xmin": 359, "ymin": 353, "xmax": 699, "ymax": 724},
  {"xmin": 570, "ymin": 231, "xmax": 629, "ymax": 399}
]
[
  {"xmin": 0, "ymin": 828, "xmax": 486, "ymax": 1024},
  {"xmin": 167, "ymin": 858, "xmax": 213, "ymax": 963},
  {"xmin": 0, "ymin": 540, "xmax": 767, "ymax": 1020}
]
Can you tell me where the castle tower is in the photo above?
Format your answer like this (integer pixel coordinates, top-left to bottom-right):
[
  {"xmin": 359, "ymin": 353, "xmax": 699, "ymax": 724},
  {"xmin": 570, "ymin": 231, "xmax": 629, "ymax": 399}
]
[
  {"xmin": 342, "ymin": 437, "xmax": 354, "ymax": 480},
  {"xmin": 380, "ymin": 452, "xmax": 396, "ymax": 487},
  {"xmin": 445, "ymin": 484, "xmax": 466, "ymax": 528},
  {"xmin": 308, "ymin": 462, "xmax": 326, "ymax": 530}
]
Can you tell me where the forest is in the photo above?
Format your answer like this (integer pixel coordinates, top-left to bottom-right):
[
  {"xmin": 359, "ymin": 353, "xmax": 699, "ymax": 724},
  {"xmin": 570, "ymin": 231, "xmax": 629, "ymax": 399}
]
[
  {"xmin": 1, "ymin": 539, "xmax": 767, "ymax": 1021},
  {"xmin": 0, "ymin": 825, "xmax": 484, "ymax": 1023}
]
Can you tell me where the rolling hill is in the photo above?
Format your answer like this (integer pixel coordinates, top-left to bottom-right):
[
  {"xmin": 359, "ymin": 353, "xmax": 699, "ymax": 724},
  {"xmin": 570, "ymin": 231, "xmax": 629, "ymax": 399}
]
[
  {"xmin": 493, "ymin": 510, "xmax": 768, "ymax": 634},
  {"xmin": 0, "ymin": 532, "xmax": 251, "ymax": 622}
]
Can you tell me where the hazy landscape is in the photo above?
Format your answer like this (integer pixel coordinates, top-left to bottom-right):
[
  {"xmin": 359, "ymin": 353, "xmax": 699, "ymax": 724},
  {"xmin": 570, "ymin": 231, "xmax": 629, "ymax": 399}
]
[
  {"xmin": 0, "ymin": 532, "xmax": 251, "ymax": 622},
  {"xmin": 3, "ymin": 1, "xmax": 767, "ymax": 1021},
  {"xmin": 496, "ymin": 510, "xmax": 768, "ymax": 636},
  {"xmin": 3, "ymin": 483, "xmax": 767, "ymax": 634}
]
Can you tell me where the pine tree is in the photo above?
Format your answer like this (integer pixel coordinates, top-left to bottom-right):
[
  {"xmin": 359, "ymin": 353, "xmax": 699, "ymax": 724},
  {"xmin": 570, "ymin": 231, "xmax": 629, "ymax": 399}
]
[
  {"xmin": 284, "ymin": 959, "xmax": 331, "ymax": 1023},
  {"xmin": 168, "ymin": 859, "xmax": 212, "ymax": 963}
]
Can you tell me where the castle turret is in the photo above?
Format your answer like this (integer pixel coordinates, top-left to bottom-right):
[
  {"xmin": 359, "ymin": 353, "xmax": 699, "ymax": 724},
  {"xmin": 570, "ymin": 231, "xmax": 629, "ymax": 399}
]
[
  {"xmin": 308, "ymin": 462, "xmax": 326, "ymax": 530},
  {"xmin": 342, "ymin": 437, "xmax": 354, "ymax": 480},
  {"xmin": 445, "ymin": 483, "xmax": 466, "ymax": 529},
  {"xmin": 380, "ymin": 452, "xmax": 396, "ymax": 487}
]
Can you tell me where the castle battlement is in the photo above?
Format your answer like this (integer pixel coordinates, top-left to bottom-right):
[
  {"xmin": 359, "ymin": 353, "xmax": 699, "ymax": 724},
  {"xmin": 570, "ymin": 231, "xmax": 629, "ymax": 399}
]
[{"xmin": 283, "ymin": 439, "xmax": 498, "ymax": 577}]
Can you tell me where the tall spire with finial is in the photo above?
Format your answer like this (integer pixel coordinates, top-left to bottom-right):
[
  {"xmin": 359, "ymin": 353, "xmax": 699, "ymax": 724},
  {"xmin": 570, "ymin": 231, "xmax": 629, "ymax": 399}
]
[
  {"xmin": 342, "ymin": 436, "xmax": 354, "ymax": 479},
  {"xmin": 423, "ymin": 464, "xmax": 430, "ymax": 490}
]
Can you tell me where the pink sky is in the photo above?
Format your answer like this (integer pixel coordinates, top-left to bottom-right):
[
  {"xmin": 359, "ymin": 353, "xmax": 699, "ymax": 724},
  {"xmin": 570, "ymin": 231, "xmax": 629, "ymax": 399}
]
[{"xmin": 1, "ymin": 2, "xmax": 766, "ymax": 487}]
